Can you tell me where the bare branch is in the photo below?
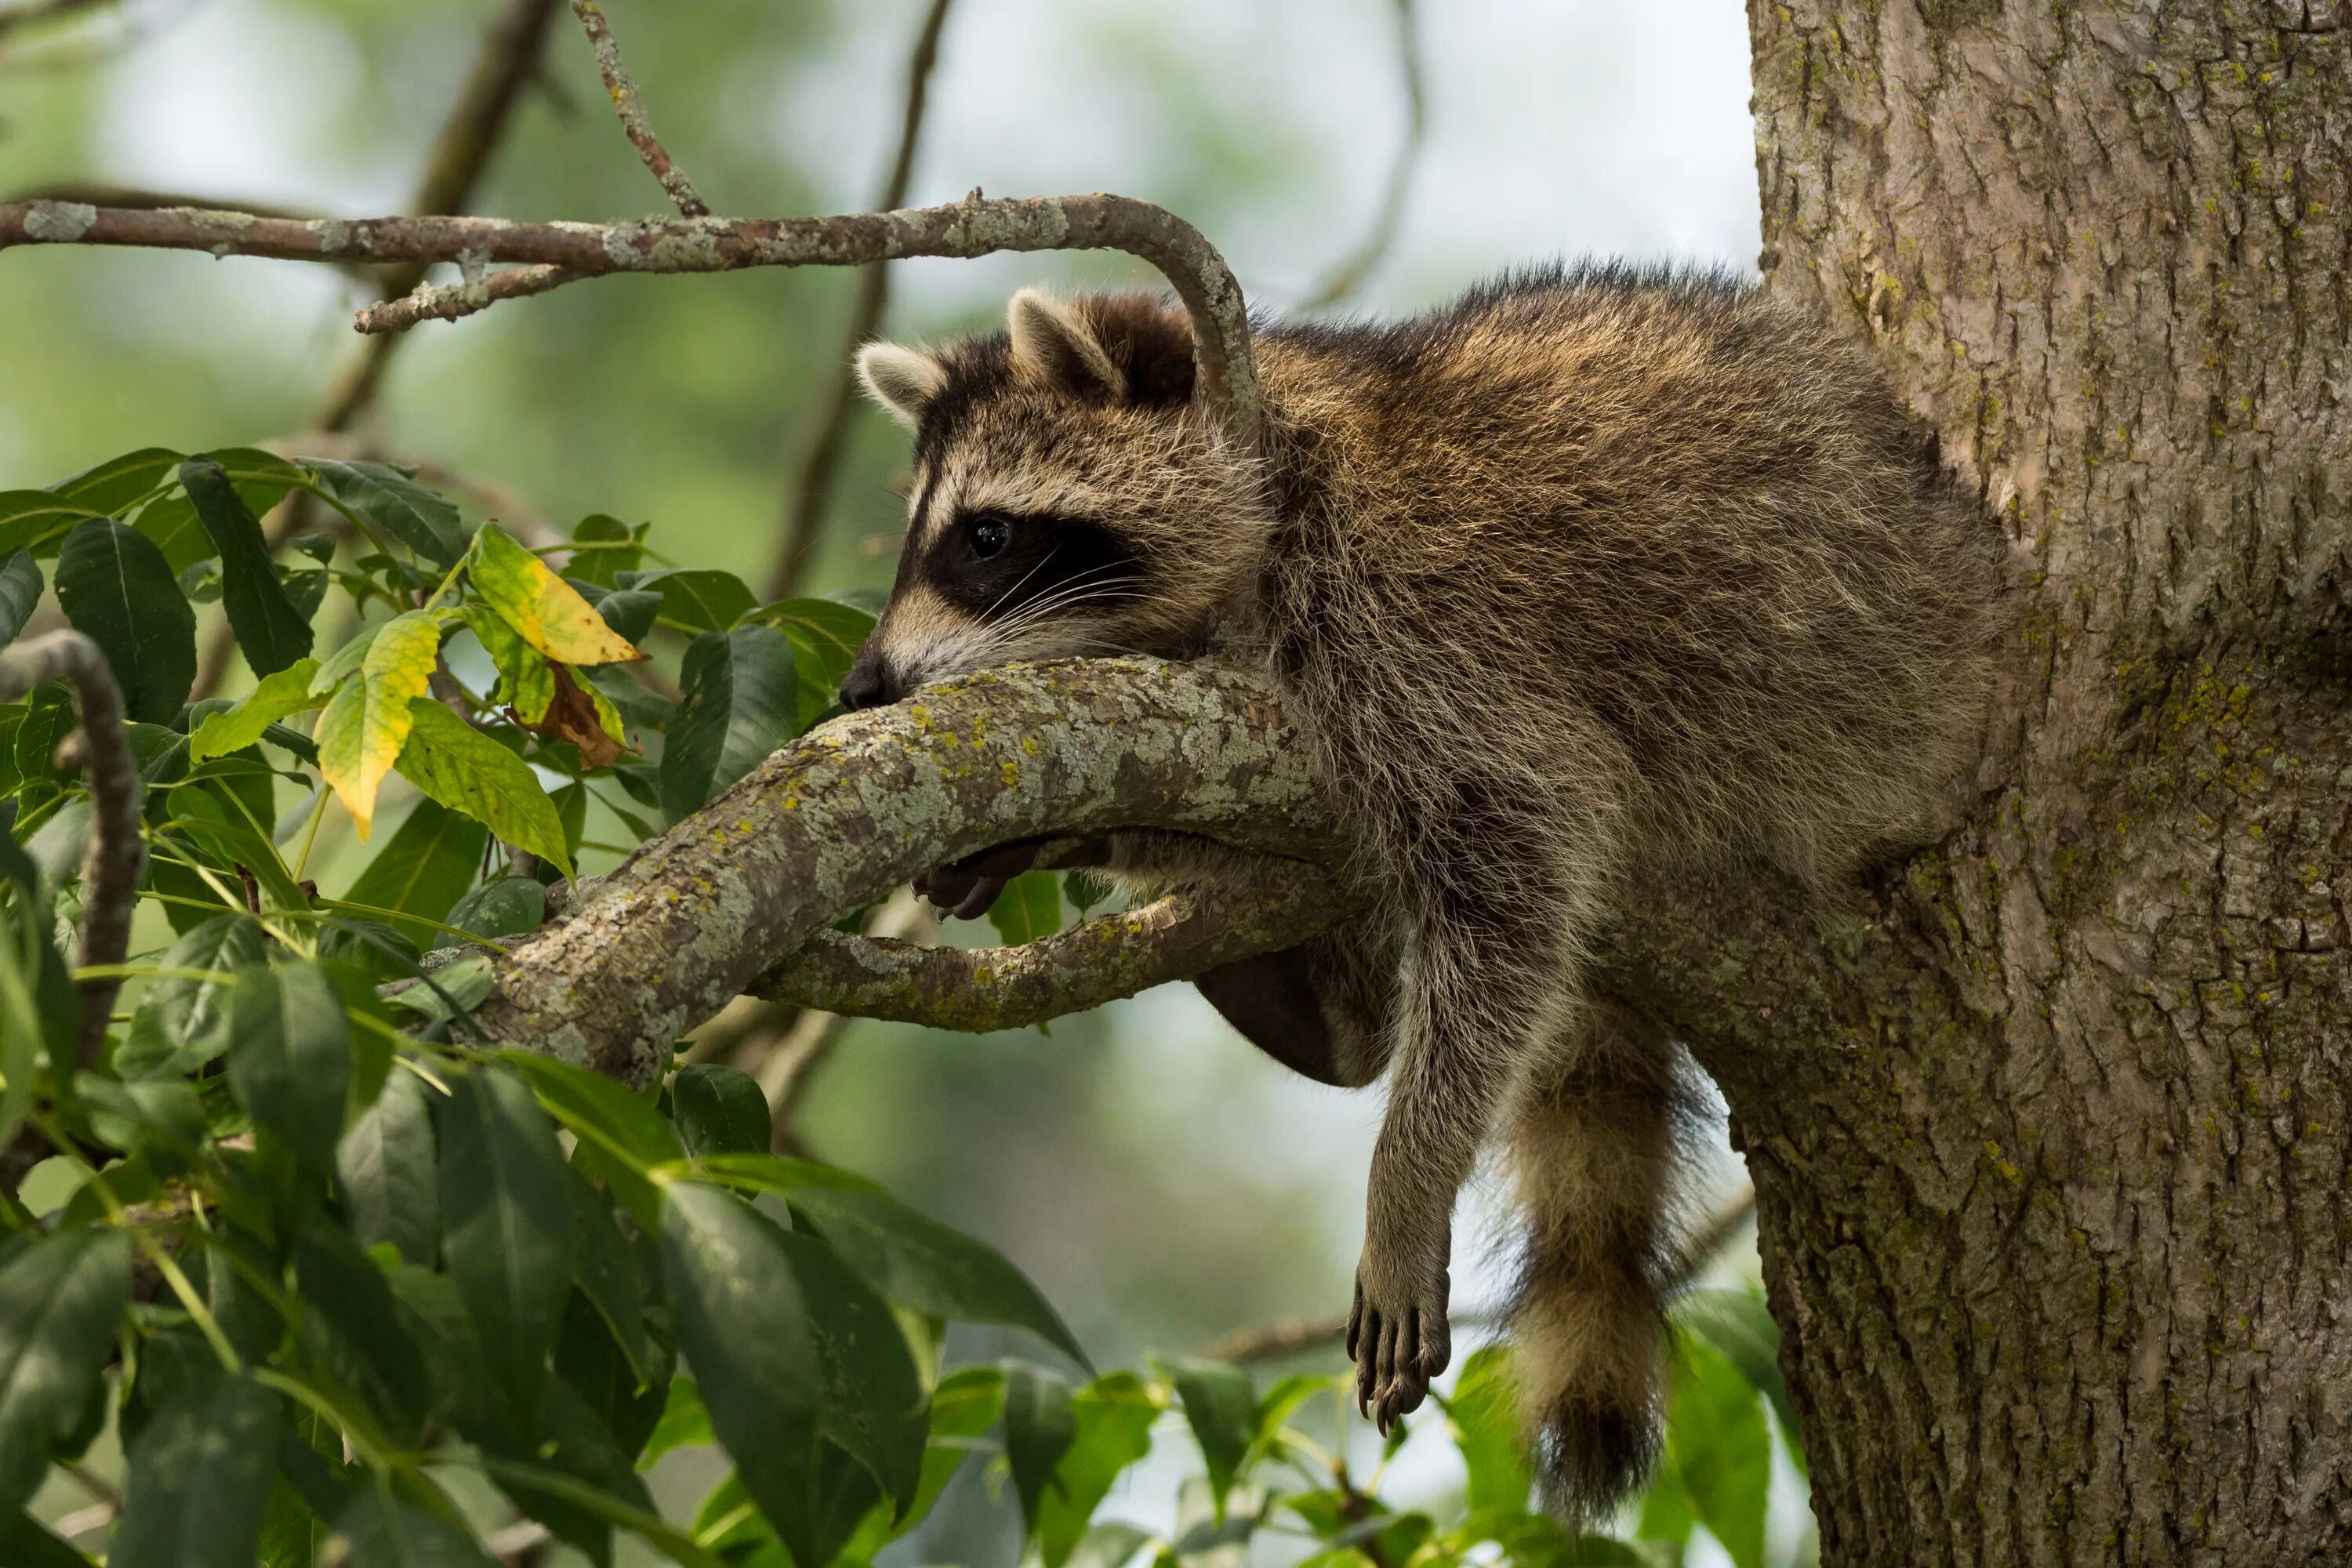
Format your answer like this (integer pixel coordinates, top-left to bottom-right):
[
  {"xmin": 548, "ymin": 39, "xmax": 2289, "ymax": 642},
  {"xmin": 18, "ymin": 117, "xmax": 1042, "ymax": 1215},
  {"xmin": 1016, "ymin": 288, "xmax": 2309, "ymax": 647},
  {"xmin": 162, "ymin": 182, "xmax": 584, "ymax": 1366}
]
[
  {"xmin": 0, "ymin": 192, "xmax": 1262, "ymax": 439},
  {"xmin": 568, "ymin": 0, "xmax": 707, "ymax": 218},
  {"xmin": 0, "ymin": 631, "xmax": 142, "ymax": 1067},
  {"xmin": 470, "ymin": 657, "xmax": 1341, "ymax": 1085},
  {"xmin": 768, "ymin": 0, "xmax": 956, "ymax": 598},
  {"xmin": 758, "ymin": 865, "xmax": 1346, "ymax": 1031},
  {"xmin": 1302, "ymin": 0, "xmax": 1424, "ymax": 308},
  {"xmin": 4, "ymin": 182, "xmax": 331, "ymax": 225}
]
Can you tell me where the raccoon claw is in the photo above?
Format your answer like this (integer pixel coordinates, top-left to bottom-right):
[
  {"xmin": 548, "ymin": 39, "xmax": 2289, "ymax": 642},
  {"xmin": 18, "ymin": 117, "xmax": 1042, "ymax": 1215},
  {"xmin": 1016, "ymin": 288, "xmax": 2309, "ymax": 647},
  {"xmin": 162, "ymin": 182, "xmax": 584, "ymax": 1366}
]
[
  {"xmin": 1347, "ymin": 1268, "xmax": 1450, "ymax": 1436},
  {"xmin": 914, "ymin": 840, "xmax": 1052, "ymax": 920}
]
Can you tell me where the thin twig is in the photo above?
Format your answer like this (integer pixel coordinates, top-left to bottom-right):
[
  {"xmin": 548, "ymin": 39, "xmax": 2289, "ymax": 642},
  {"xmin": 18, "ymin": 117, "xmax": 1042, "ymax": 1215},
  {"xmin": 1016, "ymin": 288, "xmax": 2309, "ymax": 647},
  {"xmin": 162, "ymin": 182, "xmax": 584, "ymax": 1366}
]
[
  {"xmin": 1302, "ymin": 0, "xmax": 1424, "ymax": 307},
  {"xmin": 742, "ymin": 889, "xmax": 933, "ymax": 1138},
  {"xmin": 768, "ymin": 0, "xmax": 956, "ymax": 599},
  {"xmin": 4, "ymin": 182, "xmax": 329, "ymax": 225},
  {"xmin": 0, "ymin": 194, "xmax": 1263, "ymax": 441},
  {"xmin": 1668, "ymin": 1181, "xmax": 1758, "ymax": 1290},
  {"xmin": 0, "ymin": 631, "xmax": 142, "ymax": 1067},
  {"xmin": 568, "ymin": 0, "xmax": 706, "ymax": 217}
]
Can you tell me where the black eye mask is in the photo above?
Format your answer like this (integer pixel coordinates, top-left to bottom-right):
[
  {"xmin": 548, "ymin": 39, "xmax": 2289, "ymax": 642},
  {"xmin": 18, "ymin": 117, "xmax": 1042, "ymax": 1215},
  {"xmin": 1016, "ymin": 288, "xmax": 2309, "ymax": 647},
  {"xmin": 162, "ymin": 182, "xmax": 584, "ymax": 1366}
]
[{"xmin": 922, "ymin": 509, "xmax": 1146, "ymax": 625}]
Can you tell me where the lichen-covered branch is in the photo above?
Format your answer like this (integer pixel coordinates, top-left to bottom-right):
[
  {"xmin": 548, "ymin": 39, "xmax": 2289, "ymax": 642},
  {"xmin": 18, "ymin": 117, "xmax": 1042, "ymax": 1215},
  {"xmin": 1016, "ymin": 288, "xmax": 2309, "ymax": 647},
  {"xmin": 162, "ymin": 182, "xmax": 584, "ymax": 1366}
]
[
  {"xmin": 0, "ymin": 192, "xmax": 1261, "ymax": 438},
  {"xmin": 568, "ymin": 0, "xmax": 707, "ymax": 218},
  {"xmin": 473, "ymin": 657, "xmax": 1343, "ymax": 1084},
  {"xmin": 0, "ymin": 631, "xmax": 141, "ymax": 1065},
  {"xmin": 768, "ymin": 0, "xmax": 957, "ymax": 599},
  {"xmin": 356, "ymin": 262, "xmax": 573, "ymax": 332},
  {"xmin": 757, "ymin": 861, "xmax": 1348, "ymax": 1031}
]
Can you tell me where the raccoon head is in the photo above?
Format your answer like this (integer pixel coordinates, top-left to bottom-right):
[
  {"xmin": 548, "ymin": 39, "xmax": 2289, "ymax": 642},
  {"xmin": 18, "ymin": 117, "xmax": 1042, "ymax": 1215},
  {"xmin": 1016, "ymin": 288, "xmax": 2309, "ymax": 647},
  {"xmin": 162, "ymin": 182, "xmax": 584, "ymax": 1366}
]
[{"xmin": 837, "ymin": 288, "xmax": 1269, "ymax": 710}]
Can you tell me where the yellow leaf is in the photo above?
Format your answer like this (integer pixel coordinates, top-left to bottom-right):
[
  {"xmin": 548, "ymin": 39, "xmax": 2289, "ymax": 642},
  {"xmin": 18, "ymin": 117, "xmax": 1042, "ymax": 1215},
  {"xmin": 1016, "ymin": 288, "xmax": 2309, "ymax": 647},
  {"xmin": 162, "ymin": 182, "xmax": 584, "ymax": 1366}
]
[
  {"xmin": 315, "ymin": 610, "xmax": 444, "ymax": 840},
  {"xmin": 468, "ymin": 524, "xmax": 645, "ymax": 667}
]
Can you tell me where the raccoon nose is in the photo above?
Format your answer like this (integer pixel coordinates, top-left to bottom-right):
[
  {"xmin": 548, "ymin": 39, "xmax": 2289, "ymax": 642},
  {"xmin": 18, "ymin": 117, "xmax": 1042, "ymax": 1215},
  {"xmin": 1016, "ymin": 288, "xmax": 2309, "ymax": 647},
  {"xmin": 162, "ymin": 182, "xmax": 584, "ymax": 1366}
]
[{"xmin": 839, "ymin": 651, "xmax": 900, "ymax": 711}]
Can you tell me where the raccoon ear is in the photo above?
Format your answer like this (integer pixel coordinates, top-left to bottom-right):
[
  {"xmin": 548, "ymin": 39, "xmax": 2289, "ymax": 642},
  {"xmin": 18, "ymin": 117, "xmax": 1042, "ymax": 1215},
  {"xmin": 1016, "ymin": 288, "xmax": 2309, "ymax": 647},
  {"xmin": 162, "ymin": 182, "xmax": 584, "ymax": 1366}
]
[
  {"xmin": 855, "ymin": 342, "xmax": 949, "ymax": 427},
  {"xmin": 1007, "ymin": 287, "xmax": 1125, "ymax": 401}
]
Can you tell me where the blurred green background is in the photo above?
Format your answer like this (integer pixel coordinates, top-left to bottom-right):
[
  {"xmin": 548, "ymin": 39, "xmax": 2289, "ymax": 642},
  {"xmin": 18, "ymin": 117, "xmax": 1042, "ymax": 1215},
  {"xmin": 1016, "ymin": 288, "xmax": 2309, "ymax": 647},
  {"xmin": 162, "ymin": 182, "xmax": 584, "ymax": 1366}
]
[{"xmin": 2, "ymin": 0, "xmax": 1772, "ymax": 1558}]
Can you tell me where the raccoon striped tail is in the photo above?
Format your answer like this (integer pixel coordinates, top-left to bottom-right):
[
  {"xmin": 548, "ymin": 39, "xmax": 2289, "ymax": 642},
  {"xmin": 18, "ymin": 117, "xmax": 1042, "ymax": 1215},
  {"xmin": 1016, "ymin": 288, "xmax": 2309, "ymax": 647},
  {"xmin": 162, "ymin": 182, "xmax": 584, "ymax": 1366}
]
[{"xmin": 1504, "ymin": 995, "xmax": 1693, "ymax": 1518}]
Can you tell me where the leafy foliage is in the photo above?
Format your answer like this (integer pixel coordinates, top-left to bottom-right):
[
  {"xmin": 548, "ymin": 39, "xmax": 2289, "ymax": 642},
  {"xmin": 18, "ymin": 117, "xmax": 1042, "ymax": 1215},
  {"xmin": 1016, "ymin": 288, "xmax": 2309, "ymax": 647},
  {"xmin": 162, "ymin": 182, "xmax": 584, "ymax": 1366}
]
[{"xmin": 1, "ymin": 445, "xmax": 1804, "ymax": 1563}]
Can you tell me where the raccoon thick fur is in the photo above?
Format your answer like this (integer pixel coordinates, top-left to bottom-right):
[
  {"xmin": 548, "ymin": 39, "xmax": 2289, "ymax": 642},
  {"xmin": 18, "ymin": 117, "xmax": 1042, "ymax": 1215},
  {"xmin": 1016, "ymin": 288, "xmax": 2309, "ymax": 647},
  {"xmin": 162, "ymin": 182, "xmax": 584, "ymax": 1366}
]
[{"xmin": 840, "ymin": 264, "xmax": 2007, "ymax": 1512}]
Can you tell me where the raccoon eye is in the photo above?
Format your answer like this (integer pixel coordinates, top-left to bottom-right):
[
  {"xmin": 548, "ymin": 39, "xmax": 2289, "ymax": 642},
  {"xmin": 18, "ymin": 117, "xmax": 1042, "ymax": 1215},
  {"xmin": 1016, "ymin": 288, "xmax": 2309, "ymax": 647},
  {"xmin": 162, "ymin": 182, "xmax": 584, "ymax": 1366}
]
[{"xmin": 965, "ymin": 513, "xmax": 1011, "ymax": 560}]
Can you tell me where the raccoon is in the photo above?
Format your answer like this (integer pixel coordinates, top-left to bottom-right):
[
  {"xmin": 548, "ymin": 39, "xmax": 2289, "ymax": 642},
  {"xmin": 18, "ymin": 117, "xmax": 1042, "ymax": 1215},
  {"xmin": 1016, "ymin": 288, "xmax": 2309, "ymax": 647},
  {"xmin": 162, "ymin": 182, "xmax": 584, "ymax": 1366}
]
[{"xmin": 838, "ymin": 266, "xmax": 2005, "ymax": 1510}]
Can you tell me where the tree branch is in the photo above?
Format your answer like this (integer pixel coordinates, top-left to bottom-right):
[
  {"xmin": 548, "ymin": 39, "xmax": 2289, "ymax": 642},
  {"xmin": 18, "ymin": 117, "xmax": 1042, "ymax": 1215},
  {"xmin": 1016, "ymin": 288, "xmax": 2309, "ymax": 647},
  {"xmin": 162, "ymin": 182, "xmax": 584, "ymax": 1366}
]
[
  {"xmin": 471, "ymin": 657, "xmax": 1342, "ymax": 1084},
  {"xmin": 757, "ymin": 863, "xmax": 1347, "ymax": 1031},
  {"xmin": 1301, "ymin": 0, "xmax": 1424, "ymax": 308},
  {"xmin": 0, "ymin": 631, "xmax": 142, "ymax": 1067},
  {"xmin": 0, "ymin": 193, "xmax": 1262, "ymax": 438},
  {"xmin": 767, "ymin": 0, "xmax": 956, "ymax": 599},
  {"xmin": 568, "ymin": 0, "xmax": 706, "ymax": 218}
]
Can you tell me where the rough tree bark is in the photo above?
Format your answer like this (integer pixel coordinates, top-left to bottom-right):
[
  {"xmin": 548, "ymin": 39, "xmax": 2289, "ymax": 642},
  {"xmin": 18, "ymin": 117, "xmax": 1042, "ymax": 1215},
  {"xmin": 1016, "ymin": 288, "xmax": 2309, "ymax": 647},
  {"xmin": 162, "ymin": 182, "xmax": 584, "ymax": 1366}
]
[{"xmin": 1679, "ymin": 4, "xmax": 2352, "ymax": 1563}]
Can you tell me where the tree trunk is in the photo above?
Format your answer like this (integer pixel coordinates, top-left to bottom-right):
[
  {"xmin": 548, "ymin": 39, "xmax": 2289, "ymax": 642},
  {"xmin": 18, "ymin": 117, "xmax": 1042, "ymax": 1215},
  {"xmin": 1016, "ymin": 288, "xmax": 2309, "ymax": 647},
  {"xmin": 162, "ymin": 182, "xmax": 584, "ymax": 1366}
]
[{"xmin": 1681, "ymin": 3, "xmax": 2352, "ymax": 1562}]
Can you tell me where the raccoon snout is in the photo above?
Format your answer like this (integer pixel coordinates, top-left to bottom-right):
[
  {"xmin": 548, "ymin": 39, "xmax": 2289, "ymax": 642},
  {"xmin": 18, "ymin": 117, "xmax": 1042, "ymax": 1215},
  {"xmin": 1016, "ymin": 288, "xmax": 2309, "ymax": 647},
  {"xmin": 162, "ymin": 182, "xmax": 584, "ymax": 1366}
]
[{"xmin": 839, "ymin": 649, "xmax": 903, "ymax": 710}]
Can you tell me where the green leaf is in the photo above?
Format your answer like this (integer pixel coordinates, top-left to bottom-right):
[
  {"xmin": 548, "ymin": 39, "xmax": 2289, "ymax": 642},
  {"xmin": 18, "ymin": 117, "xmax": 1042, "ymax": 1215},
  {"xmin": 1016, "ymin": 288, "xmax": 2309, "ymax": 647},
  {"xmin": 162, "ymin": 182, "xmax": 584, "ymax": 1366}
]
[
  {"xmin": 779, "ymin": 1228, "xmax": 927, "ymax": 1513},
  {"xmin": 0, "ymin": 1509, "xmax": 95, "ymax": 1568},
  {"xmin": 116, "ymin": 913, "xmax": 267, "ymax": 1079},
  {"xmin": 186, "ymin": 659, "xmax": 322, "ymax": 765},
  {"xmin": 1661, "ymin": 1339, "xmax": 1770, "ymax": 1568},
  {"xmin": 226, "ymin": 958, "xmax": 353, "ymax": 1171},
  {"xmin": 316, "ymin": 608, "xmax": 446, "ymax": 838},
  {"xmin": 0, "ymin": 492, "xmax": 104, "ymax": 558},
  {"xmin": 625, "ymin": 568, "xmax": 757, "ymax": 633},
  {"xmin": 339, "ymin": 1067, "xmax": 441, "ymax": 1267},
  {"xmin": 1003, "ymin": 1362, "xmax": 1076, "ymax": 1532},
  {"xmin": 52, "ymin": 445, "xmax": 183, "ymax": 514},
  {"xmin": 463, "ymin": 606, "xmax": 555, "ymax": 725},
  {"xmin": 394, "ymin": 698, "xmax": 573, "ymax": 877},
  {"xmin": 1036, "ymin": 1373, "xmax": 1160, "ymax": 1568},
  {"xmin": 593, "ymin": 590, "xmax": 660, "ymax": 644},
  {"xmin": 499, "ymin": 1051, "xmax": 678, "ymax": 1232},
  {"xmin": 441, "ymin": 1066, "xmax": 576, "ymax": 1436},
  {"xmin": 658, "ymin": 625, "xmax": 797, "ymax": 823},
  {"xmin": 325, "ymin": 1490, "xmax": 497, "ymax": 1568},
  {"xmin": 670, "ymin": 1062, "xmax": 771, "ymax": 1158},
  {"xmin": 339, "ymin": 797, "xmax": 491, "ymax": 948},
  {"xmin": 308, "ymin": 458, "xmax": 464, "ymax": 567},
  {"xmin": 750, "ymin": 597, "xmax": 874, "ymax": 728},
  {"xmin": 1445, "ymin": 1344, "xmax": 1532, "ymax": 1515},
  {"xmin": 659, "ymin": 1182, "xmax": 829, "ymax": 1568},
  {"xmin": 51, "ymin": 517, "xmax": 196, "ymax": 723},
  {"xmin": 987, "ymin": 870, "xmax": 1065, "ymax": 946},
  {"xmin": 639, "ymin": 1377, "xmax": 712, "ymax": 1466},
  {"xmin": 1170, "ymin": 1359, "xmax": 1255, "ymax": 1512},
  {"xmin": 0, "ymin": 552, "xmax": 39, "ymax": 647},
  {"xmin": 434, "ymin": 876, "xmax": 545, "ymax": 949},
  {"xmin": 180, "ymin": 456, "xmax": 313, "ymax": 677},
  {"xmin": 0, "ymin": 1230, "xmax": 132, "ymax": 1512},
  {"xmin": 564, "ymin": 1167, "xmax": 655, "ymax": 1388},
  {"xmin": 292, "ymin": 1219, "xmax": 430, "ymax": 1444},
  {"xmin": 469, "ymin": 525, "xmax": 644, "ymax": 666},
  {"xmin": 1064, "ymin": 1521, "xmax": 1153, "ymax": 1568},
  {"xmin": 564, "ymin": 515, "xmax": 644, "ymax": 589},
  {"xmin": 789, "ymin": 1185, "xmax": 1087, "ymax": 1366},
  {"xmin": 1673, "ymin": 1287, "xmax": 1801, "ymax": 1471}
]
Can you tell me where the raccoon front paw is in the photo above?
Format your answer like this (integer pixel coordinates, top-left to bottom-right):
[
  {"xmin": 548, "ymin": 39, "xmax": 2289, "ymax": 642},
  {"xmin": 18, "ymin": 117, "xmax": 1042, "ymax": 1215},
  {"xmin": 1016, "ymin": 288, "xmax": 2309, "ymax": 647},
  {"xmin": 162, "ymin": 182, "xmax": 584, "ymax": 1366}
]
[
  {"xmin": 1347, "ymin": 1250, "xmax": 1452, "ymax": 1435},
  {"xmin": 913, "ymin": 839, "xmax": 1053, "ymax": 920}
]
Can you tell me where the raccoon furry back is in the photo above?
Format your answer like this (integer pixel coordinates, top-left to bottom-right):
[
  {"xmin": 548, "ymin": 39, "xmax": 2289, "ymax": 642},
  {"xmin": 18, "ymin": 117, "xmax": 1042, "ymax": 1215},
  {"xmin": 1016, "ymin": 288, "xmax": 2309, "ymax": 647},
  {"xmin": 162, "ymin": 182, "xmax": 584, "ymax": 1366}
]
[{"xmin": 1252, "ymin": 266, "xmax": 2003, "ymax": 1504}]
